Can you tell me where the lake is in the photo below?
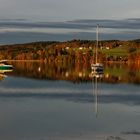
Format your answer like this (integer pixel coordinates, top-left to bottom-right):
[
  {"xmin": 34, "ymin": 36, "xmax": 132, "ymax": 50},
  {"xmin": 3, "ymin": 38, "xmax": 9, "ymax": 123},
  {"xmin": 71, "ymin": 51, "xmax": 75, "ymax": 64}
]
[{"xmin": 0, "ymin": 61, "xmax": 140, "ymax": 140}]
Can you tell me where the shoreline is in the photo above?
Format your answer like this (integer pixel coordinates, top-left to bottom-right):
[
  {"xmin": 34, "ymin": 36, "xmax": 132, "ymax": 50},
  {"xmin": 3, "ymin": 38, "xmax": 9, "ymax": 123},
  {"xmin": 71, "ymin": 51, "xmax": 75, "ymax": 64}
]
[{"xmin": 0, "ymin": 40, "xmax": 139, "ymax": 64}]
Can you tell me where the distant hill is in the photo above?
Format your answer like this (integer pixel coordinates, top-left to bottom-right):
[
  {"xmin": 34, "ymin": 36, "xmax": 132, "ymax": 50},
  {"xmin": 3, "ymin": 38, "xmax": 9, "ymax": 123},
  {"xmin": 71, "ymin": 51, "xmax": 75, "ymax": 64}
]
[{"xmin": 0, "ymin": 39, "xmax": 140, "ymax": 63}]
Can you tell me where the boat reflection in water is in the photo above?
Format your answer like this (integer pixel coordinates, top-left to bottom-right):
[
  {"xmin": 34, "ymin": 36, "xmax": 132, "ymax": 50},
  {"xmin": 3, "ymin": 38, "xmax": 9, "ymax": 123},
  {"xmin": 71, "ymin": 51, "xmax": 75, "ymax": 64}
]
[
  {"xmin": 90, "ymin": 70, "xmax": 104, "ymax": 117},
  {"xmin": 0, "ymin": 73, "xmax": 7, "ymax": 81},
  {"xmin": 0, "ymin": 69, "xmax": 13, "ymax": 81},
  {"xmin": 0, "ymin": 61, "xmax": 13, "ymax": 81}
]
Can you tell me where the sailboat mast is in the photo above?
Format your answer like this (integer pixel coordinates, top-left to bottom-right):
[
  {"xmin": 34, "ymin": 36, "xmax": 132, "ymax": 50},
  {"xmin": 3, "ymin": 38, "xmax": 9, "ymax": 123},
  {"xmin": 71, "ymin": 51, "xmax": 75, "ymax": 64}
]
[{"xmin": 95, "ymin": 24, "xmax": 99, "ymax": 64}]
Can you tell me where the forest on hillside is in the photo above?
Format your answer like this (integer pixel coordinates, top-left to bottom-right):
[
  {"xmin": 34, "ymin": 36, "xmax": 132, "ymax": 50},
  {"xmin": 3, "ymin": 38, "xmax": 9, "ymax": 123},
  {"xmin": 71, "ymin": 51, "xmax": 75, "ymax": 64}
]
[{"xmin": 0, "ymin": 40, "xmax": 140, "ymax": 64}]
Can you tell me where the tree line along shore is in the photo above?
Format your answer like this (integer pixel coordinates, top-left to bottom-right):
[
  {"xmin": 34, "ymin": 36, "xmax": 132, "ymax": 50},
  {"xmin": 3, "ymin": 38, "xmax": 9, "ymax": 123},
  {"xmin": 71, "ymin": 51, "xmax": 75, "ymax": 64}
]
[{"xmin": 0, "ymin": 39, "xmax": 140, "ymax": 64}]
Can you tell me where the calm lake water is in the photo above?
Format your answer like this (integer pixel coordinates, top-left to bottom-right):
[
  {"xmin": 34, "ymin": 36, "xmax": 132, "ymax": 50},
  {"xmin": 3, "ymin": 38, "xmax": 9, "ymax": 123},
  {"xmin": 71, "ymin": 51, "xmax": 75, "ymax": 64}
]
[{"xmin": 0, "ymin": 61, "xmax": 140, "ymax": 140}]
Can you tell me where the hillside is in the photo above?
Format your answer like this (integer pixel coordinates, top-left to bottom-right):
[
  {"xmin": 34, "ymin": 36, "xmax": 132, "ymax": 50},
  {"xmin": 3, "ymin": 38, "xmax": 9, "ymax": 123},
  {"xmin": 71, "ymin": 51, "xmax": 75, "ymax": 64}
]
[{"xmin": 0, "ymin": 40, "xmax": 140, "ymax": 63}]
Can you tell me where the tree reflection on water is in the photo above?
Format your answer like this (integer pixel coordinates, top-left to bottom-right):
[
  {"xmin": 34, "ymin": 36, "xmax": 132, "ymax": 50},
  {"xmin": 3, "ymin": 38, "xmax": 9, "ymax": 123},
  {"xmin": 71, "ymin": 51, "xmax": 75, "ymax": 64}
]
[{"xmin": 6, "ymin": 61, "xmax": 140, "ymax": 84}]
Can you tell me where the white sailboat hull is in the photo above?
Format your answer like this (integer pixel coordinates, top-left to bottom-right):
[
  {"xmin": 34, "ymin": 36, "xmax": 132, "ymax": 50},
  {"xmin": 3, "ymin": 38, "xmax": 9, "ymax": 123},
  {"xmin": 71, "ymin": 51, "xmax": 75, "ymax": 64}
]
[{"xmin": 91, "ymin": 63, "xmax": 104, "ymax": 72}]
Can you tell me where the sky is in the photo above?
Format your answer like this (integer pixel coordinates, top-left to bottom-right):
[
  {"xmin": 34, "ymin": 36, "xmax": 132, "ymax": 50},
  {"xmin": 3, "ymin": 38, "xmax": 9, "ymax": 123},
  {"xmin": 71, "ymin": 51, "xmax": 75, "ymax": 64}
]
[
  {"xmin": 0, "ymin": 0, "xmax": 140, "ymax": 44},
  {"xmin": 0, "ymin": 0, "xmax": 140, "ymax": 21}
]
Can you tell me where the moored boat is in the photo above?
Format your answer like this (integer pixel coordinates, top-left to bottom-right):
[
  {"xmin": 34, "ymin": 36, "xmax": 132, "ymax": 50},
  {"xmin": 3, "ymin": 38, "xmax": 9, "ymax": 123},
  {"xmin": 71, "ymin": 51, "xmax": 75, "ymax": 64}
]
[
  {"xmin": 0, "ymin": 63, "xmax": 13, "ymax": 70},
  {"xmin": 91, "ymin": 24, "xmax": 104, "ymax": 73},
  {"xmin": 91, "ymin": 63, "xmax": 104, "ymax": 72}
]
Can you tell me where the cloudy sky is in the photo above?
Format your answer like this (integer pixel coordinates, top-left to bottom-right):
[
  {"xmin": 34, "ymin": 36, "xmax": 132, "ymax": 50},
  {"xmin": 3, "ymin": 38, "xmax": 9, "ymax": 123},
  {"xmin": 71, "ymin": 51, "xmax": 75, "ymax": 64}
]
[
  {"xmin": 0, "ymin": 0, "xmax": 140, "ymax": 21},
  {"xmin": 0, "ymin": 0, "xmax": 140, "ymax": 44}
]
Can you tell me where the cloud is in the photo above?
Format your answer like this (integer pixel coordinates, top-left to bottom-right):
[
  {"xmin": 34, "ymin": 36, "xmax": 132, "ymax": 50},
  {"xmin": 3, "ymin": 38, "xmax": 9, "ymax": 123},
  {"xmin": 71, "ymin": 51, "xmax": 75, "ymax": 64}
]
[
  {"xmin": 1, "ymin": 18, "xmax": 140, "ymax": 29},
  {"xmin": 0, "ymin": 18, "xmax": 140, "ymax": 44},
  {"xmin": 1, "ymin": 19, "xmax": 140, "ymax": 34},
  {"xmin": 0, "ymin": 0, "xmax": 140, "ymax": 21}
]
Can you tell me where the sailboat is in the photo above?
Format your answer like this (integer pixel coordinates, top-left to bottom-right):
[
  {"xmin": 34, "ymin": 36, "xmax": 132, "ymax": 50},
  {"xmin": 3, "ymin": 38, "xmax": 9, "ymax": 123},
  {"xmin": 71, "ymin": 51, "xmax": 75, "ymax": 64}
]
[{"xmin": 91, "ymin": 24, "xmax": 104, "ymax": 73}]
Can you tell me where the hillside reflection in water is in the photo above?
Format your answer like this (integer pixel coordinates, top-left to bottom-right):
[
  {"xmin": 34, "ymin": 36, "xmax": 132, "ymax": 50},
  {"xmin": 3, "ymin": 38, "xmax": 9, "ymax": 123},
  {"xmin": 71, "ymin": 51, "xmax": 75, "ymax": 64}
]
[{"xmin": 8, "ymin": 61, "xmax": 140, "ymax": 84}]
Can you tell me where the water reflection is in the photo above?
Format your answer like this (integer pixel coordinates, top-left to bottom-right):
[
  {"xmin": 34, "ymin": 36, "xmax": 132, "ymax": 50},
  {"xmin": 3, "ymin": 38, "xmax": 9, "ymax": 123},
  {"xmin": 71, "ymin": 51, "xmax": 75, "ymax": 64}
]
[
  {"xmin": 0, "ymin": 62, "xmax": 139, "ymax": 140},
  {"xmin": 91, "ymin": 72, "xmax": 103, "ymax": 118},
  {"xmin": 8, "ymin": 61, "xmax": 140, "ymax": 84},
  {"xmin": 0, "ymin": 60, "xmax": 13, "ymax": 80},
  {"xmin": 0, "ymin": 73, "xmax": 7, "ymax": 81},
  {"xmin": 0, "ymin": 69, "xmax": 13, "ymax": 81}
]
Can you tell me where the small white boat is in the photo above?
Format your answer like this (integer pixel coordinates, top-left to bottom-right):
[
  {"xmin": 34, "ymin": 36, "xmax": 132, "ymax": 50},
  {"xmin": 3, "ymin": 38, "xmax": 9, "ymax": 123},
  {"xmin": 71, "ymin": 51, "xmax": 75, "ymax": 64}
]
[{"xmin": 91, "ymin": 63, "xmax": 104, "ymax": 72}]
